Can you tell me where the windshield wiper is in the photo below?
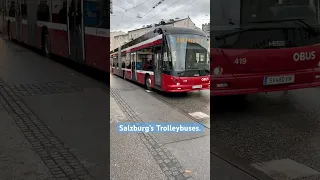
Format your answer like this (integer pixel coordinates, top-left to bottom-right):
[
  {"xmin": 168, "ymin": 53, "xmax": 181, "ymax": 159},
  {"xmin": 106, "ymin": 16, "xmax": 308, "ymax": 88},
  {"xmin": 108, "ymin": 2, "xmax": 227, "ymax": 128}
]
[
  {"xmin": 200, "ymin": 68, "xmax": 210, "ymax": 73},
  {"xmin": 248, "ymin": 18, "xmax": 319, "ymax": 36},
  {"xmin": 215, "ymin": 27, "xmax": 265, "ymax": 40}
]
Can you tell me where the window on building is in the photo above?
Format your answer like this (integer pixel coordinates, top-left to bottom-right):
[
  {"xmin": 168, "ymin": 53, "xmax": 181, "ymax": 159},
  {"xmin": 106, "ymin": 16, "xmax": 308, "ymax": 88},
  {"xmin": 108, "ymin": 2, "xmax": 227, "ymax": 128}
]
[
  {"xmin": 37, "ymin": 0, "xmax": 51, "ymax": 22},
  {"xmin": 51, "ymin": 0, "xmax": 67, "ymax": 24},
  {"xmin": 21, "ymin": 0, "xmax": 27, "ymax": 19}
]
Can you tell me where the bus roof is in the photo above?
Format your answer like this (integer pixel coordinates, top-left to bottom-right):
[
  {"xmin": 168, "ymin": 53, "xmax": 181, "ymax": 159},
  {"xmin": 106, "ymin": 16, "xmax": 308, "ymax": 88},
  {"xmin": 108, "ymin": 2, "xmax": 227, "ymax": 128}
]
[
  {"xmin": 110, "ymin": 26, "xmax": 207, "ymax": 54},
  {"xmin": 158, "ymin": 26, "xmax": 207, "ymax": 36}
]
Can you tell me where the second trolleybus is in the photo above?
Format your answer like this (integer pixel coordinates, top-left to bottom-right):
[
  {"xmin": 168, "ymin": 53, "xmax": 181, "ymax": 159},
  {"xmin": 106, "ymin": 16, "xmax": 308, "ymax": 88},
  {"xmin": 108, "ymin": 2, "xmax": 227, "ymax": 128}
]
[
  {"xmin": 111, "ymin": 26, "xmax": 210, "ymax": 92},
  {"xmin": 0, "ymin": 0, "xmax": 109, "ymax": 72}
]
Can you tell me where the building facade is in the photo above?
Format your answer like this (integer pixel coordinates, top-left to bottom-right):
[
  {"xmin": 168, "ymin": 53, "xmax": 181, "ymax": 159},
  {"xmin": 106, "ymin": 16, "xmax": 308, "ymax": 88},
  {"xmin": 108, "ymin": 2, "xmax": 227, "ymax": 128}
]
[
  {"xmin": 110, "ymin": 31, "xmax": 126, "ymax": 51},
  {"xmin": 202, "ymin": 22, "xmax": 210, "ymax": 37}
]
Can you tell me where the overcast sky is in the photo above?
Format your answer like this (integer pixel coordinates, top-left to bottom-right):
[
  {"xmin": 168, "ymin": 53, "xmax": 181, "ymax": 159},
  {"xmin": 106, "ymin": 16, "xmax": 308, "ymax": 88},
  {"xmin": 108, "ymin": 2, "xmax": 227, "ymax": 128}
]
[{"xmin": 110, "ymin": 0, "xmax": 210, "ymax": 32}]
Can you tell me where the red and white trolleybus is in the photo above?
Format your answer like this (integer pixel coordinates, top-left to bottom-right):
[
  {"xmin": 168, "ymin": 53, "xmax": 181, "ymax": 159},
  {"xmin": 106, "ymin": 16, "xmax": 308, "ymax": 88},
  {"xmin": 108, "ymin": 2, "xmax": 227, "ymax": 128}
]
[
  {"xmin": 0, "ymin": 0, "xmax": 109, "ymax": 72},
  {"xmin": 111, "ymin": 26, "xmax": 210, "ymax": 92},
  {"xmin": 211, "ymin": 0, "xmax": 320, "ymax": 96}
]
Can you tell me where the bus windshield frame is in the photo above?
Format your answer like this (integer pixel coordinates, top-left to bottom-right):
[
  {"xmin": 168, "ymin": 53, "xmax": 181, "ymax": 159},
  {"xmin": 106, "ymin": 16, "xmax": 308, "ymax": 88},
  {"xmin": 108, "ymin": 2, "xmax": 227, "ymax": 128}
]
[
  {"xmin": 211, "ymin": 0, "xmax": 320, "ymax": 49},
  {"xmin": 165, "ymin": 34, "xmax": 210, "ymax": 76}
]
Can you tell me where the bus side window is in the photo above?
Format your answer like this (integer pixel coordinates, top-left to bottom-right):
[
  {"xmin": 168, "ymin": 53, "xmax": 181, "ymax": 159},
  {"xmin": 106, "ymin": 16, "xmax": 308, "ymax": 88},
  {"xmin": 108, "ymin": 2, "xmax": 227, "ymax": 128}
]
[
  {"xmin": 113, "ymin": 57, "xmax": 117, "ymax": 67},
  {"xmin": 154, "ymin": 46, "xmax": 162, "ymax": 70},
  {"xmin": 126, "ymin": 52, "xmax": 131, "ymax": 69},
  {"xmin": 9, "ymin": 1, "xmax": 15, "ymax": 17},
  {"xmin": 21, "ymin": 0, "xmax": 27, "ymax": 19},
  {"xmin": 163, "ymin": 48, "xmax": 172, "ymax": 70},
  {"xmin": 83, "ymin": 0, "xmax": 108, "ymax": 29},
  {"xmin": 51, "ymin": 0, "xmax": 67, "ymax": 24},
  {"xmin": 138, "ymin": 48, "xmax": 152, "ymax": 71},
  {"xmin": 121, "ymin": 54, "xmax": 126, "ymax": 68},
  {"xmin": 37, "ymin": 0, "xmax": 50, "ymax": 22},
  {"xmin": 136, "ymin": 53, "xmax": 142, "ymax": 70}
]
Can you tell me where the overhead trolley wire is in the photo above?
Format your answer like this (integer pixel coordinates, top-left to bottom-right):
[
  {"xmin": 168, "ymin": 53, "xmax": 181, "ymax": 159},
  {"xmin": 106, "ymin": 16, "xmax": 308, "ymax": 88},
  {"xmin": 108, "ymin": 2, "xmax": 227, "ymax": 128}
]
[
  {"xmin": 130, "ymin": 0, "xmax": 183, "ymax": 30},
  {"xmin": 113, "ymin": 3, "xmax": 144, "ymax": 16},
  {"xmin": 141, "ymin": 0, "xmax": 183, "ymax": 26},
  {"xmin": 126, "ymin": 0, "xmax": 153, "ymax": 11},
  {"xmin": 169, "ymin": 0, "xmax": 198, "ymax": 17},
  {"xmin": 116, "ymin": 0, "xmax": 148, "ymax": 14}
]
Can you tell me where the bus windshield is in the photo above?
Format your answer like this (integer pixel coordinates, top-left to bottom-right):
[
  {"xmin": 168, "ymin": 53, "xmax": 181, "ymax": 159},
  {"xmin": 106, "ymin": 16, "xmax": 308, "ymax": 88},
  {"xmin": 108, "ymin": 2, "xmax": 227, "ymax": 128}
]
[
  {"xmin": 212, "ymin": 0, "xmax": 320, "ymax": 49},
  {"xmin": 166, "ymin": 34, "xmax": 209, "ymax": 75}
]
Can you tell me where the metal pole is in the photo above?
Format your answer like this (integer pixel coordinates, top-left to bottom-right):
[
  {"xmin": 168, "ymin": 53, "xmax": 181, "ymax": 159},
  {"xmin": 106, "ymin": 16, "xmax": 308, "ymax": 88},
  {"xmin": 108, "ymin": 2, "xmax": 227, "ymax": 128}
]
[
  {"xmin": 110, "ymin": 0, "xmax": 113, "ymax": 14},
  {"xmin": 318, "ymin": 0, "xmax": 320, "ymax": 23},
  {"xmin": 118, "ymin": 46, "xmax": 121, "ymax": 69}
]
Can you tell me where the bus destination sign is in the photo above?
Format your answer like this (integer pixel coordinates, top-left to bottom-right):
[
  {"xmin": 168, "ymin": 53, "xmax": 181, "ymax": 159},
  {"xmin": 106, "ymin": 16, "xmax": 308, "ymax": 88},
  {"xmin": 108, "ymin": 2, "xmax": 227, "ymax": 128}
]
[{"xmin": 176, "ymin": 38, "xmax": 201, "ymax": 44}]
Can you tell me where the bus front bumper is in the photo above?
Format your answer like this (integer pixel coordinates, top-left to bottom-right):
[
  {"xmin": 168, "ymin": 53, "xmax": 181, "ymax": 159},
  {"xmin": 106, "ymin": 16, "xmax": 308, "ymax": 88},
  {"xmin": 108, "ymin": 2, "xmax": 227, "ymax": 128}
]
[
  {"xmin": 211, "ymin": 70, "xmax": 320, "ymax": 96},
  {"xmin": 165, "ymin": 84, "xmax": 210, "ymax": 92}
]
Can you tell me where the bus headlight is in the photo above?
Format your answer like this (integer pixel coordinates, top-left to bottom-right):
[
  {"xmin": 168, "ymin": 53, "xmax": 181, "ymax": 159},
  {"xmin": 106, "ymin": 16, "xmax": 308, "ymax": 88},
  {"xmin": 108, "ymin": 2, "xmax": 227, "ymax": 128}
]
[{"xmin": 213, "ymin": 67, "xmax": 222, "ymax": 75}]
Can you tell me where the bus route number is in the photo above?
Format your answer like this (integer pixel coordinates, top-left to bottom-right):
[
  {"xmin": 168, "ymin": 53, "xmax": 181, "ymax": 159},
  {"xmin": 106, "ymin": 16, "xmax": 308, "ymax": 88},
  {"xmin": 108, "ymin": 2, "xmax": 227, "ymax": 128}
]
[{"xmin": 234, "ymin": 58, "xmax": 247, "ymax": 65}]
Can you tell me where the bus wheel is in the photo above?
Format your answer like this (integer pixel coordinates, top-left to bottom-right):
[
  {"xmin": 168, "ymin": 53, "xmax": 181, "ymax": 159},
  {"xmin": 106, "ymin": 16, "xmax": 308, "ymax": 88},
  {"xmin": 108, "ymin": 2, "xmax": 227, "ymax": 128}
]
[
  {"xmin": 43, "ymin": 31, "xmax": 51, "ymax": 57},
  {"xmin": 145, "ymin": 75, "xmax": 152, "ymax": 90}
]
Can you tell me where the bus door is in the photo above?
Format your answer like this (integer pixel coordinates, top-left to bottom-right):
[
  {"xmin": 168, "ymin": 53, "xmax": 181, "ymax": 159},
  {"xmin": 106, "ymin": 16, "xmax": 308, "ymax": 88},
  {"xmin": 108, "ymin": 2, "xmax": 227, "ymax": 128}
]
[
  {"xmin": 131, "ymin": 52, "xmax": 136, "ymax": 81},
  {"xmin": 154, "ymin": 46, "xmax": 162, "ymax": 87},
  {"xmin": 67, "ymin": 0, "xmax": 84, "ymax": 62},
  {"xmin": 15, "ymin": 0, "xmax": 21, "ymax": 41}
]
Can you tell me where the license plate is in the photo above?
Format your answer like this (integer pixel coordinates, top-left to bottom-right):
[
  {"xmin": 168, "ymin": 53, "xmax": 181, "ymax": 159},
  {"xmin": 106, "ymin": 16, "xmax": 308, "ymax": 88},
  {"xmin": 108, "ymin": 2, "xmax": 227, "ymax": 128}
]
[
  {"xmin": 263, "ymin": 75, "xmax": 295, "ymax": 85},
  {"xmin": 192, "ymin": 85, "xmax": 202, "ymax": 89}
]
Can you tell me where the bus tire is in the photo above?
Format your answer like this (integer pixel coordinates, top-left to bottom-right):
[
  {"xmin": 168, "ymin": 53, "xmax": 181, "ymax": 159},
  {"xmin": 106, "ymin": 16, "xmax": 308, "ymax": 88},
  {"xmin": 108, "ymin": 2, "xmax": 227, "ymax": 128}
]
[
  {"xmin": 145, "ymin": 74, "xmax": 152, "ymax": 90},
  {"xmin": 42, "ymin": 29, "xmax": 51, "ymax": 58}
]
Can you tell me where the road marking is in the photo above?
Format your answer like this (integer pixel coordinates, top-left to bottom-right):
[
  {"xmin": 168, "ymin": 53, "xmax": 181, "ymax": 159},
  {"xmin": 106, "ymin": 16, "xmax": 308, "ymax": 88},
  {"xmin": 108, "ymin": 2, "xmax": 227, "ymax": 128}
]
[
  {"xmin": 146, "ymin": 90, "xmax": 152, "ymax": 93},
  {"xmin": 188, "ymin": 112, "xmax": 209, "ymax": 119},
  {"xmin": 251, "ymin": 159, "xmax": 320, "ymax": 180}
]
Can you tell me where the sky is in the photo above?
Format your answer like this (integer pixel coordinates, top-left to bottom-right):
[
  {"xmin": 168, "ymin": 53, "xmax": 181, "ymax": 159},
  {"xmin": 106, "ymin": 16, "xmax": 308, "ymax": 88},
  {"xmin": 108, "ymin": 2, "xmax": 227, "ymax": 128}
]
[{"xmin": 110, "ymin": 0, "xmax": 210, "ymax": 33}]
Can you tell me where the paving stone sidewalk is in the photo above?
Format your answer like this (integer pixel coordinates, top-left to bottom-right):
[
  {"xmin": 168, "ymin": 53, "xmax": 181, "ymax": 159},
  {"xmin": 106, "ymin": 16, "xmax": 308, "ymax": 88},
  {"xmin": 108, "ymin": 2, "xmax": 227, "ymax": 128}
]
[{"xmin": 0, "ymin": 101, "xmax": 53, "ymax": 180}]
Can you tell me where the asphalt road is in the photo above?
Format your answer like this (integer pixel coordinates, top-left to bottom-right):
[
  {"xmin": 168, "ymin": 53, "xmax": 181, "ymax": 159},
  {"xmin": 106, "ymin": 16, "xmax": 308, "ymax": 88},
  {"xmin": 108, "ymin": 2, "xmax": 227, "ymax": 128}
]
[
  {"xmin": 0, "ymin": 37, "xmax": 110, "ymax": 179},
  {"xmin": 110, "ymin": 74, "xmax": 211, "ymax": 180},
  {"xmin": 211, "ymin": 89, "xmax": 320, "ymax": 180},
  {"xmin": 140, "ymin": 83, "xmax": 210, "ymax": 128}
]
